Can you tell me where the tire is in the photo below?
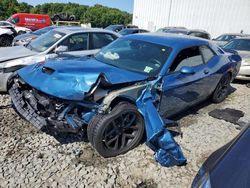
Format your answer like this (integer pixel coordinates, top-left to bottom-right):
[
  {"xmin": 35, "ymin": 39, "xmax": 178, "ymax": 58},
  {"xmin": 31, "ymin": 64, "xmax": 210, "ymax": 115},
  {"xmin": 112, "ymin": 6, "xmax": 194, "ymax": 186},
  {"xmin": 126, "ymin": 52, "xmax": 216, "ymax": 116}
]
[
  {"xmin": 0, "ymin": 35, "xmax": 12, "ymax": 47},
  {"xmin": 87, "ymin": 102, "xmax": 145, "ymax": 158},
  {"xmin": 69, "ymin": 16, "xmax": 75, "ymax": 21},
  {"xmin": 212, "ymin": 73, "xmax": 231, "ymax": 103},
  {"xmin": 53, "ymin": 15, "xmax": 60, "ymax": 22}
]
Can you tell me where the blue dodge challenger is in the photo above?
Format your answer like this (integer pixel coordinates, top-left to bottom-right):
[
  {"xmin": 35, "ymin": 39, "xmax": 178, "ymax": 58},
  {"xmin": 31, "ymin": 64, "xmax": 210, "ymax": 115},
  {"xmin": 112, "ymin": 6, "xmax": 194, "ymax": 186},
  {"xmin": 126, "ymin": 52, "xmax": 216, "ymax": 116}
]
[{"xmin": 8, "ymin": 33, "xmax": 241, "ymax": 166}]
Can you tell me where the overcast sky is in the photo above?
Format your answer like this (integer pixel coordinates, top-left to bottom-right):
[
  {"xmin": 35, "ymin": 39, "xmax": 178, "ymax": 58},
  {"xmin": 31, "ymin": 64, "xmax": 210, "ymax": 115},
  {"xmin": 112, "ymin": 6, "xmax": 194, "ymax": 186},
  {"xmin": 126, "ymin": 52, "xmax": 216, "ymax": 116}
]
[{"xmin": 18, "ymin": 0, "xmax": 134, "ymax": 13}]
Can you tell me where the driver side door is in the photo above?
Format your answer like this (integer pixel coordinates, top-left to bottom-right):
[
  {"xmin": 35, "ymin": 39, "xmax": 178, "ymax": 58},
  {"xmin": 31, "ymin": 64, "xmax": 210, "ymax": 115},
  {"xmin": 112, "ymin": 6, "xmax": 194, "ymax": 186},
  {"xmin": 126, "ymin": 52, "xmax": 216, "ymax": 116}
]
[{"xmin": 159, "ymin": 46, "xmax": 209, "ymax": 118}]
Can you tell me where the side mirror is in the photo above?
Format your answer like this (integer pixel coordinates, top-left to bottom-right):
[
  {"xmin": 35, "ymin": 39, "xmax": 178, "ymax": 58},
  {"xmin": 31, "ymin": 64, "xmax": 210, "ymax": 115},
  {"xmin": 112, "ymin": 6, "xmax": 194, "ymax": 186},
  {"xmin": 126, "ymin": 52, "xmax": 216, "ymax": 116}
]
[
  {"xmin": 180, "ymin": 66, "xmax": 195, "ymax": 75},
  {"xmin": 55, "ymin": 45, "xmax": 68, "ymax": 54}
]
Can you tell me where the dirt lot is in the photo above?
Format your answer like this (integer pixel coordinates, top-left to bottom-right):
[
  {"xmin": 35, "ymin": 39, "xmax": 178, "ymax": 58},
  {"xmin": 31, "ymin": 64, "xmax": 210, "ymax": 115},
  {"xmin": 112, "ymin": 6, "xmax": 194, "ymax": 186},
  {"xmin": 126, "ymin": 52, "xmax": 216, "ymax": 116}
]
[{"xmin": 0, "ymin": 82, "xmax": 249, "ymax": 188}]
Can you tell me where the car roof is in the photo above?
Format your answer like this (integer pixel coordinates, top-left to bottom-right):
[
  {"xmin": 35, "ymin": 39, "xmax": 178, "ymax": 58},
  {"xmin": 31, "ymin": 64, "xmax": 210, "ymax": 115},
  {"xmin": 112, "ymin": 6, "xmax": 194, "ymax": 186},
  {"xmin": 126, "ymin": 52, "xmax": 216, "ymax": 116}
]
[
  {"xmin": 220, "ymin": 33, "xmax": 246, "ymax": 36},
  {"xmin": 160, "ymin": 28, "xmax": 209, "ymax": 34},
  {"xmin": 122, "ymin": 28, "xmax": 140, "ymax": 31},
  {"xmin": 189, "ymin": 29, "xmax": 209, "ymax": 34},
  {"xmin": 124, "ymin": 33, "xmax": 209, "ymax": 49},
  {"xmin": 53, "ymin": 27, "xmax": 119, "ymax": 35},
  {"xmin": 231, "ymin": 37, "xmax": 250, "ymax": 40}
]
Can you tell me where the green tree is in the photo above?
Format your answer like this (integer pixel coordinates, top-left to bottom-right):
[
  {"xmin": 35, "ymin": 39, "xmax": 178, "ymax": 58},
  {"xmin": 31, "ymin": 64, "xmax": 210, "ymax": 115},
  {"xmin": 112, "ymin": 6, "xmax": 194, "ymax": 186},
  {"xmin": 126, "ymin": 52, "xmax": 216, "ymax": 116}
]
[
  {"xmin": 0, "ymin": 0, "xmax": 19, "ymax": 20},
  {"xmin": 17, "ymin": 2, "xmax": 32, "ymax": 13},
  {"xmin": 0, "ymin": 1, "xmax": 132, "ymax": 28}
]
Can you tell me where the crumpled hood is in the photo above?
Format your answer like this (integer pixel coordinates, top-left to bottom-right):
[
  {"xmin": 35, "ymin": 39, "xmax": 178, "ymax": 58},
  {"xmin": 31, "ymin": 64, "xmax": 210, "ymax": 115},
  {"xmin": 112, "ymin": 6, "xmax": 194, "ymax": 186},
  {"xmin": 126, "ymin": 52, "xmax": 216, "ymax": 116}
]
[
  {"xmin": 0, "ymin": 46, "xmax": 37, "ymax": 63},
  {"xmin": 17, "ymin": 57, "xmax": 148, "ymax": 100}
]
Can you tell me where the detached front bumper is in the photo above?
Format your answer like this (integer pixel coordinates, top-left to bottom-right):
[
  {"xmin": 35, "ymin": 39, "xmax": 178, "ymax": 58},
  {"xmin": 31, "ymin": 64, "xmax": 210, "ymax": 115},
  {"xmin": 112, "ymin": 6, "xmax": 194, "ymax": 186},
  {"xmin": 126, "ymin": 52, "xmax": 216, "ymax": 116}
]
[
  {"xmin": 9, "ymin": 78, "xmax": 47, "ymax": 129},
  {"xmin": 9, "ymin": 75, "xmax": 98, "ymax": 132},
  {"xmin": 236, "ymin": 66, "xmax": 250, "ymax": 80}
]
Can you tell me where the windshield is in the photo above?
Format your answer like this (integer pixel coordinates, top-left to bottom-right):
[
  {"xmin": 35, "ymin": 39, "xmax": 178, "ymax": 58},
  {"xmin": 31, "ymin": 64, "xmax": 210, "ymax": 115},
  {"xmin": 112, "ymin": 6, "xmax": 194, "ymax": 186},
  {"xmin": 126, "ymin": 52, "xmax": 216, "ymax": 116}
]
[
  {"xmin": 119, "ymin": 29, "xmax": 134, "ymax": 35},
  {"xmin": 27, "ymin": 30, "xmax": 65, "ymax": 52},
  {"xmin": 223, "ymin": 39, "xmax": 250, "ymax": 51},
  {"xmin": 105, "ymin": 25, "xmax": 123, "ymax": 31},
  {"xmin": 33, "ymin": 27, "xmax": 55, "ymax": 35},
  {"xmin": 215, "ymin": 35, "xmax": 239, "ymax": 41},
  {"xmin": 95, "ymin": 38, "xmax": 171, "ymax": 76}
]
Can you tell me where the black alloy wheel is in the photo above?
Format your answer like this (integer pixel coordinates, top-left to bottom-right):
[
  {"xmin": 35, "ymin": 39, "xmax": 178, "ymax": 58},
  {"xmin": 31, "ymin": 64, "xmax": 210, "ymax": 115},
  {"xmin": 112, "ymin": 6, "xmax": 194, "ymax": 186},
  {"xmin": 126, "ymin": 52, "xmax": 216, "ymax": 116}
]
[
  {"xmin": 212, "ymin": 73, "xmax": 231, "ymax": 103},
  {"xmin": 87, "ymin": 102, "xmax": 145, "ymax": 157}
]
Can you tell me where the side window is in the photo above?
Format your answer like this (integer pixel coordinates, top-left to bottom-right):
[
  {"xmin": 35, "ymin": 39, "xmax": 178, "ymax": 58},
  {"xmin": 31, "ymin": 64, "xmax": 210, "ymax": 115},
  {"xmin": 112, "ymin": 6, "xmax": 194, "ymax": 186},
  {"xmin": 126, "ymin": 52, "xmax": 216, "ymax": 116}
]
[
  {"xmin": 90, "ymin": 33, "xmax": 117, "ymax": 49},
  {"xmin": 169, "ymin": 46, "xmax": 203, "ymax": 72},
  {"xmin": 200, "ymin": 46, "xmax": 215, "ymax": 63},
  {"xmin": 60, "ymin": 33, "xmax": 88, "ymax": 51},
  {"xmin": 12, "ymin": 17, "xmax": 20, "ymax": 24}
]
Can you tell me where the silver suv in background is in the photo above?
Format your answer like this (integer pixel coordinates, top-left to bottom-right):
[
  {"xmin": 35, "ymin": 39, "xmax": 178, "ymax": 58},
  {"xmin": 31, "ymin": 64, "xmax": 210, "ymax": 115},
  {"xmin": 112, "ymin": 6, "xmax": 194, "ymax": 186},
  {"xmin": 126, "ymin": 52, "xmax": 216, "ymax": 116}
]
[{"xmin": 0, "ymin": 27, "xmax": 120, "ymax": 92}]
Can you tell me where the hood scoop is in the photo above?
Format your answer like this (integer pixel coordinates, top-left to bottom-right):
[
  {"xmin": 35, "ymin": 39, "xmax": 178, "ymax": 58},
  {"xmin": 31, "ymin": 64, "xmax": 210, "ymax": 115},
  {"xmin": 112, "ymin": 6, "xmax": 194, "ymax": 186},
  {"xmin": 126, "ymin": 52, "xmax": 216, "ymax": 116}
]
[{"xmin": 42, "ymin": 66, "xmax": 55, "ymax": 75}]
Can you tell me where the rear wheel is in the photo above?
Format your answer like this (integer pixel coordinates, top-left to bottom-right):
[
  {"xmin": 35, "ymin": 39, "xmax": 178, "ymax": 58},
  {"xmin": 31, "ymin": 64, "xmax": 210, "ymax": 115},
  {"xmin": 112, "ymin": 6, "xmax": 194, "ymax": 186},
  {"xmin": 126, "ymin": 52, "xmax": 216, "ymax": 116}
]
[
  {"xmin": 212, "ymin": 73, "xmax": 231, "ymax": 103},
  {"xmin": 0, "ymin": 35, "xmax": 12, "ymax": 47},
  {"xmin": 69, "ymin": 16, "xmax": 75, "ymax": 21},
  {"xmin": 87, "ymin": 102, "xmax": 145, "ymax": 157},
  {"xmin": 53, "ymin": 15, "xmax": 60, "ymax": 22}
]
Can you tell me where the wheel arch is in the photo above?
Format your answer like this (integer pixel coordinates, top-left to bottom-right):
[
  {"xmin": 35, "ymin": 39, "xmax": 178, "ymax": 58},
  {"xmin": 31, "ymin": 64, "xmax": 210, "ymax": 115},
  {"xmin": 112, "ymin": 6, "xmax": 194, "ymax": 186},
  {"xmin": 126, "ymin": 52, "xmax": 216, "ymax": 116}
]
[{"xmin": 109, "ymin": 95, "xmax": 136, "ymax": 110}]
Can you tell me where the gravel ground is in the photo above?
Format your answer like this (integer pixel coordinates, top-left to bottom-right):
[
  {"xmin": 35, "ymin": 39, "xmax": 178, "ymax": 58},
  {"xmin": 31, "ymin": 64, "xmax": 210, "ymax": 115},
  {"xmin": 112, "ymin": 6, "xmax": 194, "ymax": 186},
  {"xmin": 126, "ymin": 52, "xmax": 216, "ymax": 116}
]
[{"xmin": 0, "ymin": 82, "xmax": 249, "ymax": 188}]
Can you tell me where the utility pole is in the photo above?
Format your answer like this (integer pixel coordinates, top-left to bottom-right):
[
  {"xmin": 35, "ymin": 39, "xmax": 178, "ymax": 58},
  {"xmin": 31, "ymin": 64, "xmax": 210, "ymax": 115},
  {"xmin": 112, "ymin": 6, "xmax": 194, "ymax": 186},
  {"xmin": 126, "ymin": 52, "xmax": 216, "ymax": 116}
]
[{"xmin": 167, "ymin": 0, "xmax": 173, "ymax": 26}]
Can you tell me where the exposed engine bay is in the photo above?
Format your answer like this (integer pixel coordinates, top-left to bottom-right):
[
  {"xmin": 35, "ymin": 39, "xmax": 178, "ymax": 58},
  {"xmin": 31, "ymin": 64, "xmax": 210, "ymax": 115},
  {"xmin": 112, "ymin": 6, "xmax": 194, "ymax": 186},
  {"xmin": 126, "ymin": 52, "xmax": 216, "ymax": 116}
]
[{"xmin": 9, "ymin": 74, "xmax": 147, "ymax": 132}]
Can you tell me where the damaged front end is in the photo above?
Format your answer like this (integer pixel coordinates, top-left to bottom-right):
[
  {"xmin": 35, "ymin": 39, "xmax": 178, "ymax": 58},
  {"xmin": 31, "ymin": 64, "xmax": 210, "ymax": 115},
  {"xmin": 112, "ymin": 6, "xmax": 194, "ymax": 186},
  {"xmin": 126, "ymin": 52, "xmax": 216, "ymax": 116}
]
[
  {"xmin": 9, "ymin": 60, "xmax": 186, "ymax": 167},
  {"xmin": 9, "ymin": 75, "xmax": 99, "ymax": 133},
  {"xmin": 9, "ymin": 70, "xmax": 147, "ymax": 133}
]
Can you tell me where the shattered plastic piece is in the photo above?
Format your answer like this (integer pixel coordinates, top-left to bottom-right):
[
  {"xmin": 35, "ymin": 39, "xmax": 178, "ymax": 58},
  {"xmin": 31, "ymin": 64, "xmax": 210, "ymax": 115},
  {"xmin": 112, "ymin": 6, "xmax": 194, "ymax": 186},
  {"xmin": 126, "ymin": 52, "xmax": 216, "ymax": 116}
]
[
  {"xmin": 136, "ymin": 85, "xmax": 186, "ymax": 167},
  {"xmin": 72, "ymin": 148, "xmax": 83, "ymax": 157}
]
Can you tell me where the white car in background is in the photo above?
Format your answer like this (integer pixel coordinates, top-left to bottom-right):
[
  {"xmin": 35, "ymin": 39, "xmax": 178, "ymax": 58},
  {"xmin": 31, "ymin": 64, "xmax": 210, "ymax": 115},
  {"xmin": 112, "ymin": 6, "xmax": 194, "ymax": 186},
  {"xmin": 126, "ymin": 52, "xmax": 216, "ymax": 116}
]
[
  {"xmin": 0, "ymin": 27, "xmax": 120, "ymax": 92},
  {"xmin": 0, "ymin": 21, "xmax": 31, "ymax": 35},
  {"xmin": 0, "ymin": 28, "xmax": 15, "ymax": 47},
  {"xmin": 0, "ymin": 21, "xmax": 32, "ymax": 47}
]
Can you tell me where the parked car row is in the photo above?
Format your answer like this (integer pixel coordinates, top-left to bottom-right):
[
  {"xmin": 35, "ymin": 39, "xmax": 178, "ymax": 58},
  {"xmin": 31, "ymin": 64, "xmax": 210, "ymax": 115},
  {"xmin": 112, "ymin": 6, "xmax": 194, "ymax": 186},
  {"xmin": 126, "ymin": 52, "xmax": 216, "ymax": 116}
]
[
  {"xmin": 0, "ymin": 27, "xmax": 120, "ymax": 92},
  {"xmin": 0, "ymin": 17, "xmax": 249, "ymax": 185},
  {"xmin": 7, "ymin": 33, "xmax": 241, "ymax": 160}
]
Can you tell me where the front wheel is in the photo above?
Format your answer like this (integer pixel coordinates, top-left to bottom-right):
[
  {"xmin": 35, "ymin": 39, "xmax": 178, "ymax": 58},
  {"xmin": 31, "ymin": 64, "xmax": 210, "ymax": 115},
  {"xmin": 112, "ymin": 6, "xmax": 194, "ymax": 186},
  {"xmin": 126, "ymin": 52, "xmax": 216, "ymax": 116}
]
[
  {"xmin": 87, "ymin": 102, "xmax": 145, "ymax": 158},
  {"xmin": 0, "ymin": 35, "xmax": 12, "ymax": 47},
  {"xmin": 211, "ymin": 73, "xmax": 231, "ymax": 103}
]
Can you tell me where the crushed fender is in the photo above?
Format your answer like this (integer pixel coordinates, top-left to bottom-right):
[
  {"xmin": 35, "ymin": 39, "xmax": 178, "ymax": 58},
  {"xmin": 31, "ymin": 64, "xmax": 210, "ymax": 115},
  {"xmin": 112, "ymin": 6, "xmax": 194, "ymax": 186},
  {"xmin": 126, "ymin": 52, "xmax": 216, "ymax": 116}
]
[{"xmin": 136, "ymin": 85, "xmax": 186, "ymax": 167}]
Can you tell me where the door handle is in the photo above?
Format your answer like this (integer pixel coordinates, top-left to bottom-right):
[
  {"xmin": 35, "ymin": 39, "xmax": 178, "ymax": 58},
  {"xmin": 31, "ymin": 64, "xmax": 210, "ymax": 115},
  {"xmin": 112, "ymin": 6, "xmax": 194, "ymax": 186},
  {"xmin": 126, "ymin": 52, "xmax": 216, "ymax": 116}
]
[{"xmin": 204, "ymin": 69, "xmax": 209, "ymax": 74}]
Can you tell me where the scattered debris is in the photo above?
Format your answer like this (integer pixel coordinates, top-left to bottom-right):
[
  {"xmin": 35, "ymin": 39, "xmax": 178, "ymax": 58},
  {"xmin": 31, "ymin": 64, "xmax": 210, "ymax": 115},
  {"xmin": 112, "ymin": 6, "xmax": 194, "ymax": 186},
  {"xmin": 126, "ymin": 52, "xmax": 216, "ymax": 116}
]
[{"xmin": 72, "ymin": 148, "xmax": 83, "ymax": 157}]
